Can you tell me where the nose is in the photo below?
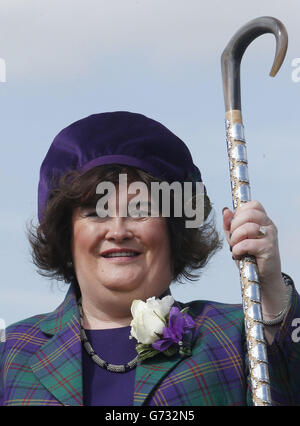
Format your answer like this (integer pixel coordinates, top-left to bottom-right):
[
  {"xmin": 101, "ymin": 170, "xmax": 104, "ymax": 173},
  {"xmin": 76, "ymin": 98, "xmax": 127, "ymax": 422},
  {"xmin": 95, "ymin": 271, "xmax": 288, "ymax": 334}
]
[{"xmin": 104, "ymin": 216, "xmax": 134, "ymax": 242}]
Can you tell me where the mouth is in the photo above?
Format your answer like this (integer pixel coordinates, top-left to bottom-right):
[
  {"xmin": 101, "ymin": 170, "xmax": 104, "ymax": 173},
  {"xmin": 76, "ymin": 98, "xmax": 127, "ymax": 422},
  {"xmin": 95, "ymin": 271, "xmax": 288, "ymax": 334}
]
[
  {"xmin": 100, "ymin": 249, "xmax": 141, "ymax": 259},
  {"xmin": 102, "ymin": 252, "xmax": 141, "ymax": 258}
]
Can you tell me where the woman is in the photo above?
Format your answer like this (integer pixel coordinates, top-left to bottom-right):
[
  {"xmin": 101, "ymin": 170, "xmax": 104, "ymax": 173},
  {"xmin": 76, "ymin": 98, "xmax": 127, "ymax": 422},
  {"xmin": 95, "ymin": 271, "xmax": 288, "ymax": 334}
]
[{"xmin": 0, "ymin": 111, "xmax": 299, "ymax": 406}]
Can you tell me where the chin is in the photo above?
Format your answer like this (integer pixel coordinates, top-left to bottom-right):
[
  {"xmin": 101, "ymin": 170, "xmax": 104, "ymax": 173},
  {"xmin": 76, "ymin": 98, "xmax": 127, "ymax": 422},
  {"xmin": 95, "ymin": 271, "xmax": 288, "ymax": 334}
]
[{"xmin": 101, "ymin": 279, "xmax": 142, "ymax": 293}]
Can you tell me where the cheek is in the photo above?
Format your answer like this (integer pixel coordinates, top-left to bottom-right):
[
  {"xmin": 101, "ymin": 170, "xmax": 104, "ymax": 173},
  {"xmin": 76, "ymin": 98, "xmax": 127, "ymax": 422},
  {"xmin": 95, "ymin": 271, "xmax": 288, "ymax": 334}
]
[
  {"xmin": 72, "ymin": 222, "xmax": 99, "ymax": 256},
  {"xmin": 141, "ymin": 219, "xmax": 171, "ymax": 256}
]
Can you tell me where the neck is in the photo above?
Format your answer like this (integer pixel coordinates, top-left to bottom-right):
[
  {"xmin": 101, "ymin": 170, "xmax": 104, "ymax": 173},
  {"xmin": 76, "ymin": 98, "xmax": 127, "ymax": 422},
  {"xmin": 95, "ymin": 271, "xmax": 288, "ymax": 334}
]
[
  {"xmin": 83, "ymin": 311, "xmax": 132, "ymax": 330},
  {"xmin": 79, "ymin": 296, "xmax": 133, "ymax": 330},
  {"xmin": 77, "ymin": 285, "xmax": 171, "ymax": 330}
]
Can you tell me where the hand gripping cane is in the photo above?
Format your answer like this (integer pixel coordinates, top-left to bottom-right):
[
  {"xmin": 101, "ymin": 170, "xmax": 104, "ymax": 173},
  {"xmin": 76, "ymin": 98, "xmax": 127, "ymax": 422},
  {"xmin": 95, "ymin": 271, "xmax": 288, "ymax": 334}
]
[{"xmin": 221, "ymin": 16, "xmax": 288, "ymax": 406}]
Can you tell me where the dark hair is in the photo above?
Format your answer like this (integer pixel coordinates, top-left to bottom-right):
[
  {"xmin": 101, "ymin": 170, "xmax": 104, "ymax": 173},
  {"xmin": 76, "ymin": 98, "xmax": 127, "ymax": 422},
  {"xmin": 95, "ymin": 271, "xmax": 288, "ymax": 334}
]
[{"xmin": 27, "ymin": 165, "xmax": 222, "ymax": 289}]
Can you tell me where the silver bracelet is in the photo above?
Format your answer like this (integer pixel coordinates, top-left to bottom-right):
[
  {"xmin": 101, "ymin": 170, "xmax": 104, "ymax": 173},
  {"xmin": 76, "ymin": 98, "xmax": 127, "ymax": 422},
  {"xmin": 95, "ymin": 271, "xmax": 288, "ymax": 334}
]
[{"xmin": 262, "ymin": 274, "xmax": 293, "ymax": 326}]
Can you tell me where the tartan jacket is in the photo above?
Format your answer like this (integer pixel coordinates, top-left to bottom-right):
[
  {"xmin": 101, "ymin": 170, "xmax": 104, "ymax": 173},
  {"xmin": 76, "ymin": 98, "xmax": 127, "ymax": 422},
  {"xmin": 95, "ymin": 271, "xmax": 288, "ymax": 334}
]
[{"xmin": 1, "ymin": 280, "xmax": 300, "ymax": 406}]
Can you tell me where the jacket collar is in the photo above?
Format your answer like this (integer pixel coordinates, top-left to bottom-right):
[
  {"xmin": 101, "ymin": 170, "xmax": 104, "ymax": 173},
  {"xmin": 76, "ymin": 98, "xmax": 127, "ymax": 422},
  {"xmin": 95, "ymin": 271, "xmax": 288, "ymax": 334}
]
[
  {"xmin": 28, "ymin": 284, "xmax": 194, "ymax": 406},
  {"xmin": 39, "ymin": 284, "xmax": 80, "ymax": 336},
  {"xmin": 29, "ymin": 284, "xmax": 83, "ymax": 406}
]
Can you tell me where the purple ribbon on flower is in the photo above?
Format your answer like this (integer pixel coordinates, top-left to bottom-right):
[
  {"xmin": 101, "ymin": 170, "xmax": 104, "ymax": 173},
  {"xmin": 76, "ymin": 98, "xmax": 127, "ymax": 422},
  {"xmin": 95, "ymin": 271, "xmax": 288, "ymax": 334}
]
[{"xmin": 152, "ymin": 306, "xmax": 195, "ymax": 352}]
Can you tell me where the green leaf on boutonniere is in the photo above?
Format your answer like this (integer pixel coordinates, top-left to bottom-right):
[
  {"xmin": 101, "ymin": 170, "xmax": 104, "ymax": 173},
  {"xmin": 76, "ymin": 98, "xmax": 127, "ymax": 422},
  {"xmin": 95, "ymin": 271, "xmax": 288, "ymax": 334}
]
[
  {"xmin": 179, "ymin": 345, "xmax": 192, "ymax": 356},
  {"xmin": 136, "ymin": 343, "xmax": 160, "ymax": 362},
  {"xmin": 180, "ymin": 307, "xmax": 190, "ymax": 315},
  {"xmin": 153, "ymin": 310, "xmax": 167, "ymax": 325},
  {"xmin": 162, "ymin": 345, "xmax": 178, "ymax": 357}
]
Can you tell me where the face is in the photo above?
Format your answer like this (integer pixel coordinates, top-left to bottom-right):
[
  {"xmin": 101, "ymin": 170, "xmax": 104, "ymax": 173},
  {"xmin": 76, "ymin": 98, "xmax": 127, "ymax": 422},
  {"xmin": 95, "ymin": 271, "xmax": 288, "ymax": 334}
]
[{"xmin": 71, "ymin": 184, "xmax": 173, "ymax": 308}]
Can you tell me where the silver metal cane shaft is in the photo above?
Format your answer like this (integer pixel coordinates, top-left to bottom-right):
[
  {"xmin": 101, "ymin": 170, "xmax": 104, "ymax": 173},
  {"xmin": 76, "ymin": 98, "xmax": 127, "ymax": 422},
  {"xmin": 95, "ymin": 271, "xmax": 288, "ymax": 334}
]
[{"xmin": 221, "ymin": 16, "xmax": 288, "ymax": 406}]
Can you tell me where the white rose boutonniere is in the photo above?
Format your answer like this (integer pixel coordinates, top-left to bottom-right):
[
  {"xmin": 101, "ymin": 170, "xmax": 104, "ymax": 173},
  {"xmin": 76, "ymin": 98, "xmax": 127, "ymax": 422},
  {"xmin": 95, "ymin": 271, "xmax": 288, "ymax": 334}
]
[
  {"xmin": 130, "ymin": 295, "xmax": 174, "ymax": 344},
  {"xmin": 129, "ymin": 295, "xmax": 195, "ymax": 362}
]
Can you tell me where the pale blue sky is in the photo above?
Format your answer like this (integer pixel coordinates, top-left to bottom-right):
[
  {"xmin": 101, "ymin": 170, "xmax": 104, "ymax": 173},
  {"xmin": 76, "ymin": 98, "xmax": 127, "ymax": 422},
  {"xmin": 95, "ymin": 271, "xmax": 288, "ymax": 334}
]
[{"xmin": 1, "ymin": 0, "xmax": 299, "ymax": 326}]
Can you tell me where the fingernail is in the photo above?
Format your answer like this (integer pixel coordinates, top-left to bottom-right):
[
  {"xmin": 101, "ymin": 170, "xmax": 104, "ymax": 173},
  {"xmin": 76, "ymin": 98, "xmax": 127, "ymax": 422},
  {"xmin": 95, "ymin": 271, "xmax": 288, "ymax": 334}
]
[
  {"xmin": 222, "ymin": 207, "xmax": 229, "ymax": 214},
  {"xmin": 229, "ymin": 232, "xmax": 232, "ymax": 239},
  {"xmin": 230, "ymin": 246, "xmax": 232, "ymax": 252},
  {"xmin": 232, "ymin": 255, "xmax": 235, "ymax": 260}
]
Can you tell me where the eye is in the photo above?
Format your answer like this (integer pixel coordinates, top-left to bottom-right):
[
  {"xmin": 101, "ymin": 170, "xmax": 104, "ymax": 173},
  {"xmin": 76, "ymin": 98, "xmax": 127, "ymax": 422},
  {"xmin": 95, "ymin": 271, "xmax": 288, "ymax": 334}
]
[
  {"xmin": 86, "ymin": 210, "xmax": 98, "ymax": 217},
  {"xmin": 129, "ymin": 209, "xmax": 149, "ymax": 218},
  {"xmin": 82, "ymin": 208, "xmax": 108, "ymax": 219},
  {"xmin": 128, "ymin": 200, "xmax": 153, "ymax": 218}
]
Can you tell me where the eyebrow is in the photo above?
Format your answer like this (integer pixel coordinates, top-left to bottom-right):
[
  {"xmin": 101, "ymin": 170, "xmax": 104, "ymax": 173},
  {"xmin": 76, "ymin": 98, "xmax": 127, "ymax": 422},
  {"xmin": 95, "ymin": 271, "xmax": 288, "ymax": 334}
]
[
  {"xmin": 131, "ymin": 200, "xmax": 159, "ymax": 210},
  {"xmin": 80, "ymin": 200, "xmax": 159, "ymax": 213}
]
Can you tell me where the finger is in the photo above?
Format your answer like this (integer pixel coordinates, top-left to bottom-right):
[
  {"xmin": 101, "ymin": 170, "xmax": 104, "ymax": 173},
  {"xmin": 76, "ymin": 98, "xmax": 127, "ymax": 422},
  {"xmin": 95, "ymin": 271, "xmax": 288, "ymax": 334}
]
[
  {"xmin": 230, "ymin": 209, "xmax": 272, "ymax": 235},
  {"xmin": 235, "ymin": 200, "xmax": 267, "ymax": 216},
  {"xmin": 231, "ymin": 237, "xmax": 274, "ymax": 261},
  {"xmin": 230, "ymin": 222, "xmax": 270, "ymax": 247}
]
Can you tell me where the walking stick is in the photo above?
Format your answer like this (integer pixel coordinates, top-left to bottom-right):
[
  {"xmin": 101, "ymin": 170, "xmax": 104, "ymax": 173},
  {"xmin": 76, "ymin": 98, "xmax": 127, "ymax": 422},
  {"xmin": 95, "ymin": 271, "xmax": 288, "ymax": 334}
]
[{"xmin": 221, "ymin": 16, "xmax": 288, "ymax": 406}]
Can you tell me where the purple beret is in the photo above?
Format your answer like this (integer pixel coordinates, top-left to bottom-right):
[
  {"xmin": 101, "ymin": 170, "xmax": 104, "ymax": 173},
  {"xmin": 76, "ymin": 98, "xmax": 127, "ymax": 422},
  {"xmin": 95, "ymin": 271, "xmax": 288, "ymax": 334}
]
[{"xmin": 38, "ymin": 111, "xmax": 203, "ymax": 223}]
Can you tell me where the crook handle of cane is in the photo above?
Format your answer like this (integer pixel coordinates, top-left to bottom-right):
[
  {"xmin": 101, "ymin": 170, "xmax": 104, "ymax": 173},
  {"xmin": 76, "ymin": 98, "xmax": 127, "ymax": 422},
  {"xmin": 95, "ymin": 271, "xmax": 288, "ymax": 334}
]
[{"xmin": 221, "ymin": 17, "xmax": 288, "ymax": 405}]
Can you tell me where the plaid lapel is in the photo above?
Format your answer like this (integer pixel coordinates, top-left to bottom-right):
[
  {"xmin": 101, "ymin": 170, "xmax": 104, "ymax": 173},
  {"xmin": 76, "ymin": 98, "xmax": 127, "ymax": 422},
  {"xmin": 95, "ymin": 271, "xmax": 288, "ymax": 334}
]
[
  {"xmin": 134, "ymin": 352, "xmax": 187, "ymax": 406},
  {"xmin": 27, "ymin": 286, "xmax": 192, "ymax": 406},
  {"xmin": 28, "ymin": 285, "xmax": 83, "ymax": 406},
  {"xmin": 133, "ymin": 300, "xmax": 194, "ymax": 406}
]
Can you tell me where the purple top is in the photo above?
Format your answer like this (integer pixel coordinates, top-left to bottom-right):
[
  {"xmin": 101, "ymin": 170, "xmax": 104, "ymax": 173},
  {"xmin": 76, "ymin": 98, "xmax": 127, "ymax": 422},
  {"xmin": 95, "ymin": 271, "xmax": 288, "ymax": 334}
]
[{"xmin": 82, "ymin": 326, "xmax": 138, "ymax": 406}]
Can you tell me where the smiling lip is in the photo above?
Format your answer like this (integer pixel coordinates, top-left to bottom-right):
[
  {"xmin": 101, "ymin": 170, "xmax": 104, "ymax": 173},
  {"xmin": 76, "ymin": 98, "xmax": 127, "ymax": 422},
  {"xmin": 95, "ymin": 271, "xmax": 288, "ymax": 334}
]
[{"xmin": 100, "ymin": 248, "xmax": 141, "ymax": 258}]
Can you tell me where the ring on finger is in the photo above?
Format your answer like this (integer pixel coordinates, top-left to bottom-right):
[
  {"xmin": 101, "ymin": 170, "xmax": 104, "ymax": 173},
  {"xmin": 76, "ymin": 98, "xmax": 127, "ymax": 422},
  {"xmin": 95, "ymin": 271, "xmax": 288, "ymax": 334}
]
[{"xmin": 257, "ymin": 225, "xmax": 267, "ymax": 238}]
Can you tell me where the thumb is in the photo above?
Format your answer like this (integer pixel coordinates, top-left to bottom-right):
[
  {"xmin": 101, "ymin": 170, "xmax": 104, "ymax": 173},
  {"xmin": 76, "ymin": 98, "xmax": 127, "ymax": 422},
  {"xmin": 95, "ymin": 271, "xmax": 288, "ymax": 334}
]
[{"xmin": 222, "ymin": 207, "xmax": 234, "ymax": 245}]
